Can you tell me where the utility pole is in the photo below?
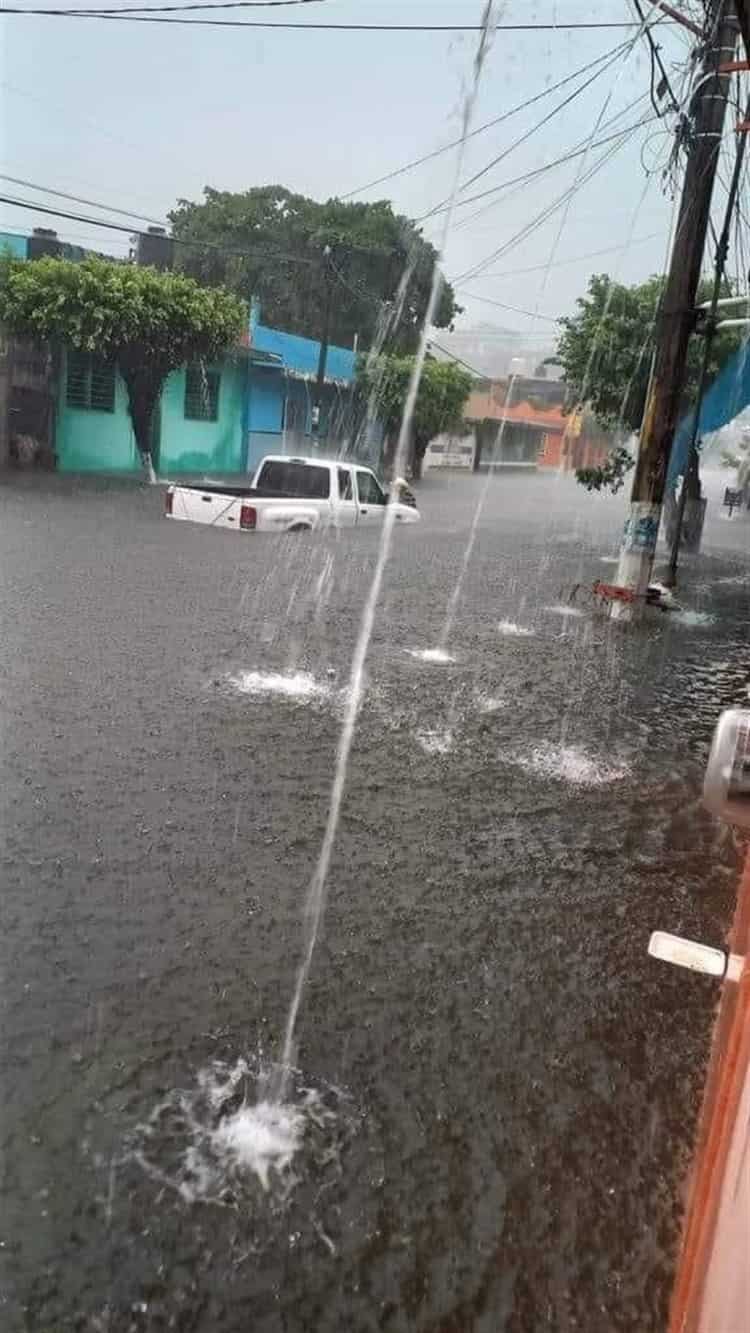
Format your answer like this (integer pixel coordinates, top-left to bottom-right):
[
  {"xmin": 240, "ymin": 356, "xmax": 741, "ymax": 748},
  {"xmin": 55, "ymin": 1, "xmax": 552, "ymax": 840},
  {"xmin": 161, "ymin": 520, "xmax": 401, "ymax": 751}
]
[
  {"xmin": 665, "ymin": 91, "xmax": 750, "ymax": 585},
  {"xmin": 612, "ymin": 0, "xmax": 739, "ymax": 620},
  {"xmin": 312, "ymin": 244, "xmax": 333, "ymax": 450}
]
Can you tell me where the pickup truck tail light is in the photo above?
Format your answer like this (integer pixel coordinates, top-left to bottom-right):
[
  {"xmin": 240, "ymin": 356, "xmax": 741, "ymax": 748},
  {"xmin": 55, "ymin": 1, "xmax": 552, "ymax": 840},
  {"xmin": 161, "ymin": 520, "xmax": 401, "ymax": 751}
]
[
  {"xmin": 164, "ymin": 489, "xmax": 173, "ymax": 516},
  {"xmin": 240, "ymin": 503, "xmax": 257, "ymax": 530}
]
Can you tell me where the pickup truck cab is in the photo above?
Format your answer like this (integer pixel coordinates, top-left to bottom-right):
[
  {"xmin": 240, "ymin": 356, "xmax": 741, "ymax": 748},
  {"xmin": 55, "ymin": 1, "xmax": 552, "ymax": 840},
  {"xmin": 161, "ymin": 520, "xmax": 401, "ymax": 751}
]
[{"xmin": 164, "ymin": 455, "xmax": 420, "ymax": 534}]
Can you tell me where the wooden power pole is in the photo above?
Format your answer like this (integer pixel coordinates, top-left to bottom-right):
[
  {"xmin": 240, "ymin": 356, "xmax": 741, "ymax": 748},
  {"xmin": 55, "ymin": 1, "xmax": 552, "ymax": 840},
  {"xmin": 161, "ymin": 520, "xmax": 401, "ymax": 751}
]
[{"xmin": 612, "ymin": 0, "xmax": 739, "ymax": 620}]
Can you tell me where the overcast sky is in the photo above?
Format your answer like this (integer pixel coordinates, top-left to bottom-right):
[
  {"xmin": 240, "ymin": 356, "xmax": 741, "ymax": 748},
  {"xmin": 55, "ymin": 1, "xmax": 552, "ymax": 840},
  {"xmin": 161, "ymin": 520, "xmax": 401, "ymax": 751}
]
[{"xmin": 1, "ymin": 0, "xmax": 723, "ymax": 351}]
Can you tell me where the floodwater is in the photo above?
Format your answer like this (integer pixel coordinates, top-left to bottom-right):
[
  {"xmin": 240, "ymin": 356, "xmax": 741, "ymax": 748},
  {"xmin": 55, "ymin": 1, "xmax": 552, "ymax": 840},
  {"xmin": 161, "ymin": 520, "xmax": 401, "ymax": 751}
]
[{"xmin": 1, "ymin": 468, "xmax": 748, "ymax": 1332}]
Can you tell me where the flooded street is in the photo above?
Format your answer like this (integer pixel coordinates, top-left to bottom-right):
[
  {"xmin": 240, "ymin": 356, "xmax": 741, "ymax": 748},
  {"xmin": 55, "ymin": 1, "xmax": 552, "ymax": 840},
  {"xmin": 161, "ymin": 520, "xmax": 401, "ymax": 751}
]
[{"xmin": 2, "ymin": 469, "xmax": 748, "ymax": 1331}]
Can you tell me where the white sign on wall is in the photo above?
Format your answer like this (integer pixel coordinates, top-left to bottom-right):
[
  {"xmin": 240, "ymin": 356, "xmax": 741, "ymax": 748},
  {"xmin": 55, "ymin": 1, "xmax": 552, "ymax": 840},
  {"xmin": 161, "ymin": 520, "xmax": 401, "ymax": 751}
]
[{"xmin": 425, "ymin": 433, "xmax": 476, "ymax": 470}]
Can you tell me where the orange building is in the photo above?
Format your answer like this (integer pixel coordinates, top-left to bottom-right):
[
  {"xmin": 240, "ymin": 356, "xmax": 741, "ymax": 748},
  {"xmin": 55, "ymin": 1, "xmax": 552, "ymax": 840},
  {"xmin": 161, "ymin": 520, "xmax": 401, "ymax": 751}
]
[{"xmin": 465, "ymin": 377, "xmax": 611, "ymax": 472}]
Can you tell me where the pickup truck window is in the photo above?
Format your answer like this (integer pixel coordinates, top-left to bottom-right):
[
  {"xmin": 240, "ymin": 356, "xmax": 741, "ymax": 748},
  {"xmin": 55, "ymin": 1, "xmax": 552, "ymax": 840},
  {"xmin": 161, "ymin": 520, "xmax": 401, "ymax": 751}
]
[
  {"xmin": 338, "ymin": 468, "xmax": 354, "ymax": 501},
  {"xmin": 257, "ymin": 460, "xmax": 330, "ymax": 499},
  {"xmin": 356, "ymin": 470, "xmax": 387, "ymax": 506}
]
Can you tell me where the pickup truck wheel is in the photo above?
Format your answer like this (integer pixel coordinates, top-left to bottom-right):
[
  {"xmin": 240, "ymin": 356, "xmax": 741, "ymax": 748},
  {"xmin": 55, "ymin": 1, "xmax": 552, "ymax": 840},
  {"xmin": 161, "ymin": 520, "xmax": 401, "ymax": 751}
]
[{"xmin": 288, "ymin": 523, "xmax": 312, "ymax": 533}]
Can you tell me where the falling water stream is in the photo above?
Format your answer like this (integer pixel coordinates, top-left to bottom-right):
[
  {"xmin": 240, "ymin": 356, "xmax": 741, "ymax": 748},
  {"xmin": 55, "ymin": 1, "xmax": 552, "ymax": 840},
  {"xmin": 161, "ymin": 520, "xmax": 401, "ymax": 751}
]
[
  {"xmin": 272, "ymin": 2, "xmax": 499, "ymax": 1105},
  {"xmin": 126, "ymin": 2, "xmax": 501, "ymax": 1188}
]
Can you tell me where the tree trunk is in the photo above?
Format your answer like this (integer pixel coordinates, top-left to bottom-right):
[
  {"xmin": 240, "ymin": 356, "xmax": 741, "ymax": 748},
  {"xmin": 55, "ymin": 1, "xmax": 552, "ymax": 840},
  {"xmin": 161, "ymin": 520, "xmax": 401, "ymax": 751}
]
[
  {"xmin": 120, "ymin": 361, "xmax": 164, "ymax": 485},
  {"xmin": 473, "ymin": 429, "xmax": 483, "ymax": 472},
  {"xmin": 411, "ymin": 436, "xmax": 428, "ymax": 482}
]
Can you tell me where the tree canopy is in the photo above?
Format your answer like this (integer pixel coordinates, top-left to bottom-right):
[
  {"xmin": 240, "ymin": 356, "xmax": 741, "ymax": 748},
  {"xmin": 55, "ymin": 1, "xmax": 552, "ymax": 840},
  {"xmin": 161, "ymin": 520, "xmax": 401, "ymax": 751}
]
[
  {"xmin": 169, "ymin": 186, "xmax": 459, "ymax": 354},
  {"xmin": 556, "ymin": 272, "xmax": 743, "ymax": 490},
  {"xmin": 0, "ymin": 255, "xmax": 246, "ymax": 472},
  {"xmin": 359, "ymin": 354, "xmax": 473, "ymax": 478},
  {"xmin": 557, "ymin": 272, "xmax": 742, "ymax": 433}
]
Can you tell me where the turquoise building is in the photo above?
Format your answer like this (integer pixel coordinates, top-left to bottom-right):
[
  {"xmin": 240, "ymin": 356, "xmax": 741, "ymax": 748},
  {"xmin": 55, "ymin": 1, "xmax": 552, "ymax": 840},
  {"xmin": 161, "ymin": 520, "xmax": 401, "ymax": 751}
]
[
  {"xmin": 55, "ymin": 349, "xmax": 248, "ymax": 475},
  {"xmin": 53, "ymin": 323, "xmax": 359, "ymax": 477},
  {"xmin": 1, "ymin": 229, "xmax": 366, "ymax": 477}
]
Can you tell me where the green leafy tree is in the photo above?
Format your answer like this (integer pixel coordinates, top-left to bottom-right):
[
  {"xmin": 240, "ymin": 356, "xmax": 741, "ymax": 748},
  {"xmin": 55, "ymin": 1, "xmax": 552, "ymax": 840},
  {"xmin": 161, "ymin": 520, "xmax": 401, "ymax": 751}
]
[
  {"xmin": 359, "ymin": 355, "xmax": 473, "ymax": 479},
  {"xmin": 169, "ymin": 186, "xmax": 459, "ymax": 354},
  {"xmin": 0, "ymin": 255, "xmax": 246, "ymax": 479},
  {"xmin": 556, "ymin": 272, "xmax": 743, "ymax": 492}
]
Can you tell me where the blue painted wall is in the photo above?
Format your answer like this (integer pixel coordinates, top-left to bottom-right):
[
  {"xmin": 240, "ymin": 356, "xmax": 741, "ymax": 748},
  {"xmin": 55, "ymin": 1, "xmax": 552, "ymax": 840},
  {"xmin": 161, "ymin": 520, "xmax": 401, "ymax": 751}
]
[
  {"xmin": 0, "ymin": 231, "xmax": 29, "ymax": 259},
  {"xmin": 247, "ymin": 365, "xmax": 284, "ymax": 432},
  {"xmin": 243, "ymin": 325, "xmax": 358, "ymax": 474},
  {"xmin": 252, "ymin": 323, "xmax": 356, "ymax": 383}
]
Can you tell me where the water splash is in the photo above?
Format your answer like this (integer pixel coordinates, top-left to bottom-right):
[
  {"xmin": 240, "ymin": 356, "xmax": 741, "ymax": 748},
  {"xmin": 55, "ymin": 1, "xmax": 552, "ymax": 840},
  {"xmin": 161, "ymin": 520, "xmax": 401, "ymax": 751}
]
[
  {"xmin": 229, "ymin": 670, "xmax": 330, "ymax": 703},
  {"xmin": 543, "ymin": 604, "xmax": 586, "ymax": 619},
  {"xmin": 272, "ymin": 1, "xmax": 499, "ymax": 1100},
  {"xmin": 406, "ymin": 647, "xmax": 457, "ymax": 664},
  {"xmin": 212, "ymin": 1102, "xmax": 305, "ymax": 1191},
  {"xmin": 671, "ymin": 610, "xmax": 716, "ymax": 629},
  {"xmin": 131, "ymin": 1057, "xmax": 350, "ymax": 1207},
  {"xmin": 497, "ymin": 619, "xmax": 535, "ymax": 637},
  {"xmin": 415, "ymin": 727, "xmax": 454, "ymax": 756},
  {"xmin": 476, "ymin": 691, "xmax": 506, "ymax": 714},
  {"xmin": 504, "ymin": 741, "xmax": 630, "ymax": 788}
]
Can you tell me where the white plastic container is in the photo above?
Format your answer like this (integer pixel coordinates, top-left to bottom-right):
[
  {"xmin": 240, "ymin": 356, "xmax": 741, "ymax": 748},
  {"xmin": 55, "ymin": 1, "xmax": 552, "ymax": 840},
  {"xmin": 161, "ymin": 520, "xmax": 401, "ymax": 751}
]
[{"xmin": 703, "ymin": 709, "xmax": 750, "ymax": 829}]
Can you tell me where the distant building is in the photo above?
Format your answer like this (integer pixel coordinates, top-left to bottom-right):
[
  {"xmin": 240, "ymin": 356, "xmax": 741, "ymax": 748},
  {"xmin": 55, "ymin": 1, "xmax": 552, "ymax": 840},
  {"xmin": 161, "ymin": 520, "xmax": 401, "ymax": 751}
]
[{"xmin": 464, "ymin": 375, "xmax": 612, "ymax": 472}]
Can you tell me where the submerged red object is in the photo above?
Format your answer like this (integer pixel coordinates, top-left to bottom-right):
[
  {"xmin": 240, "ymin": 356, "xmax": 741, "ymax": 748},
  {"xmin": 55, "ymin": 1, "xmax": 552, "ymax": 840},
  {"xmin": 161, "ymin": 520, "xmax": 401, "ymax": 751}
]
[
  {"xmin": 592, "ymin": 580, "xmax": 638, "ymax": 604},
  {"xmin": 591, "ymin": 580, "xmax": 674, "ymax": 609}
]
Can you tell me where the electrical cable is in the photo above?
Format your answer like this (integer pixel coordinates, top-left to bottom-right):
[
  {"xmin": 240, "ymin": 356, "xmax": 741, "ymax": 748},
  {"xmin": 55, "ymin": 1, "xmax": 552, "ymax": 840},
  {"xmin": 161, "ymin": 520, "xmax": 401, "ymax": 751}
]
[
  {"xmin": 0, "ymin": 173, "xmax": 166, "ymax": 226},
  {"xmin": 418, "ymin": 106, "xmax": 654, "ymax": 224},
  {"xmin": 452, "ymin": 121, "xmax": 648, "ymax": 287},
  {"xmin": 340, "ymin": 39, "xmax": 633, "ymax": 201},
  {"xmin": 0, "ymin": 192, "xmax": 321, "ymax": 266},
  {"xmin": 426, "ymin": 340, "xmax": 487, "ymax": 378},
  {"xmin": 455, "ymin": 292, "xmax": 559, "ymax": 323},
  {"xmin": 631, "ymin": 0, "xmax": 680, "ymax": 114},
  {"xmin": 0, "ymin": 10, "xmax": 676, "ymax": 30},
  {"xmin": 479, "ymin": 234, "xmax": 663, "ymax": 280},
  {"xmin": 422, "ymin": 44, "xmax": 632, "ymax": 223},
  {"xmin": 30, "ymin": 0, "xmax": 324, "ymax": 9}
]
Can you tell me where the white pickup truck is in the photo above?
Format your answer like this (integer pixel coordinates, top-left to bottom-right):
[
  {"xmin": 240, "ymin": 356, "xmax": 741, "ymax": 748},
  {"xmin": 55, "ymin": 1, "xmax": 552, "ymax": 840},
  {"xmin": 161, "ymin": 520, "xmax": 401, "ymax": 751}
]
[{"xmin": 164, "ymin": 455, "xmax": 420, "ymax": 534}]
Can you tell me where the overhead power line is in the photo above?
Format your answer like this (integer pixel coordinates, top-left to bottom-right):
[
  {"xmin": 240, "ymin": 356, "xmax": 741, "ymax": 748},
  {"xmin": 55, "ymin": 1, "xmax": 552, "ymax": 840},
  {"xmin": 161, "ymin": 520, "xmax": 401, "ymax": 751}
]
[
  {"xmin": 453, "ymin": 121, "xmax": 647, "ymax": 287},
  {"xmin": 0, "ymin": 11, "xmax": 674, "ymax": 30},
  {"xmin": 417, "ymin": 110, "xmax": 655, "ymax": 223},
  {"xmin": 631, "ymin": 0, "xmax": 680, "ymax": 115},
  {"xmin": 31, "ymin": 0, "xmax": 325, "ymax": 8},
  {"xmin": 423, "ymin": 43, "xmax": 634, "ymax": 222},
  {"xmin": 0, "ymin": 173, "xmax": 166, "ymax": 226},
  {"xmin": 0, "ymin": 193, "xmax": 320, "ymax": 265},
  {"xmin": 341, "ymin": 39, "xmax": 633, "ymax": 201},
  {"xmin": 426, "ymin": 340, "xmax": 488, "ymax": 378},
  {"xmin": 456, "ymin": 292, "xmax": 560, "ymax": 322},
  {"xmin": 479, "ymin": 233, "xmax": 663, "ymax": 279}
]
